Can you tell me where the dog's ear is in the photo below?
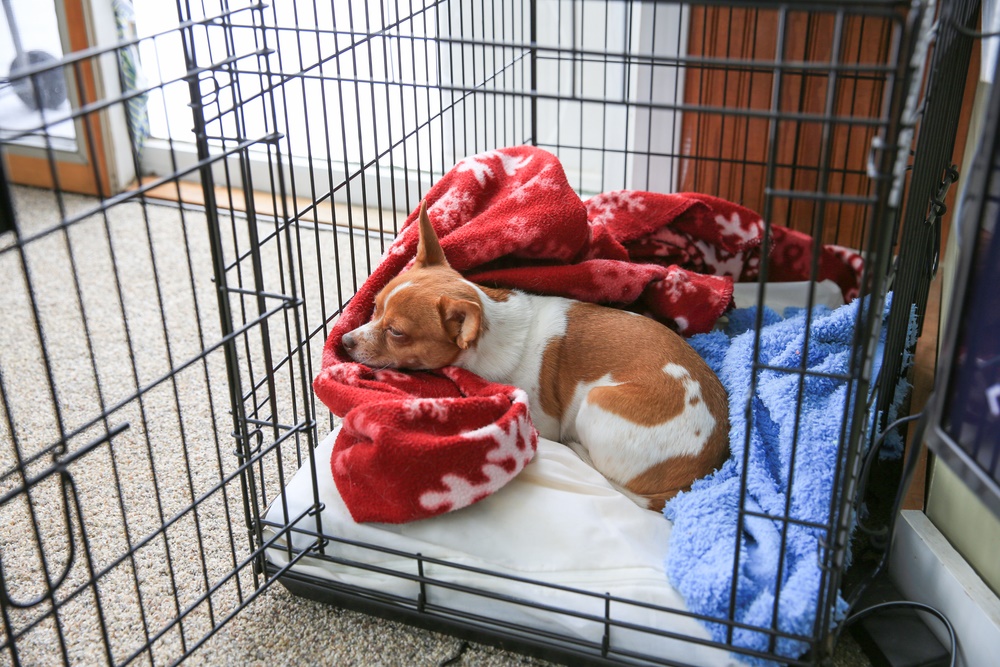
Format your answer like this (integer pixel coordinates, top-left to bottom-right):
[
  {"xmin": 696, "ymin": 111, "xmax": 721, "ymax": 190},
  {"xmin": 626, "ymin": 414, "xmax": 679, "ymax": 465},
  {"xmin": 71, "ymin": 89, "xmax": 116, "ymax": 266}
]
[
  {"xmin": 414, "ymin": 200, "xmax": 448, "ymax": 268},
  {"xmin": 439, "ymin": 296, "xmax": 481, "ymax": 350}
]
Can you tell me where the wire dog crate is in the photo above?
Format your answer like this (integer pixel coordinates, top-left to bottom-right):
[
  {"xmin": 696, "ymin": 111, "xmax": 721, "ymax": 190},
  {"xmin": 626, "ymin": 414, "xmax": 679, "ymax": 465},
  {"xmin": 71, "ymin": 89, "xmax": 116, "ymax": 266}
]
[{"xmin": 0, "ymin": 0, "xmax": 977, "ymax": 665}]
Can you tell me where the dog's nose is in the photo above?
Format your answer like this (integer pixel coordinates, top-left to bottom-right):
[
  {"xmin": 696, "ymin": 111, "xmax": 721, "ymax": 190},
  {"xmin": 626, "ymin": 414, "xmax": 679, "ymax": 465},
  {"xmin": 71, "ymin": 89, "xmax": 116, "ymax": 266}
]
[{"xmin": 342, "ymin": 332, "xmax": 356, "ymax": 351}]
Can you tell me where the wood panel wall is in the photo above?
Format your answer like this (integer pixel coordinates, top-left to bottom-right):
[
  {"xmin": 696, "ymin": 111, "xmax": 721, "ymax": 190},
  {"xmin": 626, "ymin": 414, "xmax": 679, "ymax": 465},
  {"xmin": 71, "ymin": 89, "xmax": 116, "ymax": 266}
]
[{"xmin": 679, "ymin": 7, "xmax": 897, "ymax": 248}]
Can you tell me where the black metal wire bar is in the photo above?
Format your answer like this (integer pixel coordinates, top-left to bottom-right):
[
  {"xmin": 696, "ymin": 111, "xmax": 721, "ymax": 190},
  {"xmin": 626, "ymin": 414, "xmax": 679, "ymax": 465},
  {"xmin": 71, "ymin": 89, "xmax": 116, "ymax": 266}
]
[
  {"xmin": 727, "ymin": 3, "xmax": 788, "ymax": 645},
  {"xmin": 734, "ymin": 7, "xmax": 760, "ymax": 205},
  {"xmin": 141, "ymin": 16, "xmax": 241, "ymax": 643},
  {"xmin": 228, "ymin": 0, "xmax": 293, "ymax": 555},
  {"xmin": 235, "ymin": 40, "xmax": 285, "ymax": 527},
  {"xmin": 347, "ymin": 0, "xmax": 374, "ymax": 271},
  {"xmin": 526, "ymin": 140, "xmax": 878, "ymax": 177},
  {"xmin": 231, "ymin": 10, "xmax": 274, "ymax": 520},
  {"xmin": 713, "ymin": 4, "xmax": 734, "ymax": 202},
  {"xmin": 279, "ymin": 0, "xmax": 329, "ymax": 465},
  {"xmin": 332, "ymin": 1, "xmax": 361, "ymax": 294},
  {"xmin": 765, "ymin": 189, "xmax": 878, "ymax": 205},
  {"xmin": 261, "ymin": 44, "xmax": 301, "ymax": 512},
  {"xmin": 179, "ymin": 0, "xmax": 271, "ymax": 605},
  {"xmin": 366, "ymin": 0, "xmax": 389, "ymax": 255},
  {"xmin": 528, "ymin": 0, "xmax": 537, "ymax": 145},
  {"xmin": 265, "ymin": 2, "xmax": 324, "ymax": 557},
  {"xmin": 205, "ymin": 0, "xmax": 260, "ymax": 616},
  {"xmin": 471, "ymin": 0, "xmax": 482, "ymax": 156},
  {"xmin": 426, "ymin": 0, "xmax": 441, "ymax": 196},
  {"xmin": 768, "ymin": 11, "xmax": 846, "ymax": 654}
]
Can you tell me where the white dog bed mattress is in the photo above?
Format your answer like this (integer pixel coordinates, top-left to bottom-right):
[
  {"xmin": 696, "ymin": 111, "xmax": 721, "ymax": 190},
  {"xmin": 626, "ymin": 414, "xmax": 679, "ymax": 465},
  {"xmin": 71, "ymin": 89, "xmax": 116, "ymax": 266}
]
[{"xmin": 263, "ymin": 429, "xmax": 745, "ymax": 666}]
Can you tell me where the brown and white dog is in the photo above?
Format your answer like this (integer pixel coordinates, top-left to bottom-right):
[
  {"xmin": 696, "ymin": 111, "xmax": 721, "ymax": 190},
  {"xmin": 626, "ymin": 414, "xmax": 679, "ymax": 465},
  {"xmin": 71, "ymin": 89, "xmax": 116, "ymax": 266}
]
[{"xmin": 341, "ymin": 202, "xmax": 730, "ymax": 511}]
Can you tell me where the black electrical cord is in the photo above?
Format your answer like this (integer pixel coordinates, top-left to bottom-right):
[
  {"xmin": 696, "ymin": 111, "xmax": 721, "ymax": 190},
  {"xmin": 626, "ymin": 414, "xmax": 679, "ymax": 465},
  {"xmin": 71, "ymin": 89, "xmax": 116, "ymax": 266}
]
[
  {"xmin": 844, "ymin": 409, "xmax": 930, "ymax": 610},
  {"xmin": 853, "ymin": 412, "xmax": 926, "ymax": 538},
  {"xmin": 948, "ymin": 19, "xmax": 1000, "ymax": 40},
  {"xmin": 840, "ymin": 600, "xmax": 958, "ymax": 667},
  {"xmin": 835, "ymin": 407, "xmax": 957, "ymax": 666}
]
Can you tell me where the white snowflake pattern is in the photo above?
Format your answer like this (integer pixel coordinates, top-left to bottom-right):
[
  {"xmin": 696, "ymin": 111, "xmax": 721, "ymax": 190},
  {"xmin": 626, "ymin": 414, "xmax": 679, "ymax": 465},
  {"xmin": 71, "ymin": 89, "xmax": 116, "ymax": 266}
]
[
  {"xmin": 693, "ymin": 239, "xmax": 746, "ymax": 277},
  {"xmin": 659, "ymin": 269, "xmax": 699, "ymax": 303},
  {"xmin": 418, "ymin": 394, "xmax": 534, "ymax": 512},
  {"xmin": 432, "ymin": 186, "xmax": 476, "ymax": 228},
  {"xmin": 455, "ymin": 155, "xmax": 494, "ymax": 185},
  {"xmin": 508, "ymin": 166, "xmax": 557, "ymax": 204},
  {"xmin": 714, "ymin": 211, "xmax": 759, "ymax": 245},
  {"xmin": 328, "ymin": 364, "xmax": 362, "ymax": 383},
  {"xmin": 455, "ymin": 150, "xmax": 533, "ymax": 186},
  {"xmin": 829, "ymin": 244, "xmax": 864, "ymax": 272},
  {"xmin": 495, "ymin": 150, "xmax": 533, "ymax": 176},
  {"xmin": 375, "ymin": 369, "xmax": 410, "ymax": 384},
  {"xmin": 587, "ymin": 191, "xmax": 648, "ymax": 227},
  {"xmin": 403, "ymin": 397, "xmax": 451, "ymax": 421},
  {"xmin": 387, "ymin": 236, "xmax": 410, "ymax": 257}
]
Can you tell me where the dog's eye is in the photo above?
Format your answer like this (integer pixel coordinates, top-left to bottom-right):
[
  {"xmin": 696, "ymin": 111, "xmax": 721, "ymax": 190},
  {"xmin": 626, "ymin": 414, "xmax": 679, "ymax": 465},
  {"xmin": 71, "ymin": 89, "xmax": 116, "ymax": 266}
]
[{"xmin": 386, "ymin": 327, "xmax": 404, "ymax": 338}]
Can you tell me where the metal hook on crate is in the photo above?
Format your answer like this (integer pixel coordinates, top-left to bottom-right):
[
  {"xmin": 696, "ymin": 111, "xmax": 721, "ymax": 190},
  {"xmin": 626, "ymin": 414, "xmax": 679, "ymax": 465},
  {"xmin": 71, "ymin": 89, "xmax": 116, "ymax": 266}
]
[
  {"xmin": 816, "ymin": 536, "xmax": 832, "ymax": 572},
  {"xmin": 0, "ymin": 423, "xmax": 129, "ymax": 609},
  {"xmin": 190, "ymin": 71, "xmax": 221, "ymax": 108},
  {"xmin": 0, "ymin": 471, "xmax": 78, "ymax": 609},
  {"xmin": 232, "ymin": 427, "xmax": 264, "ymax": 460},
  {"xmin": 924, "ymin": 164, "xmax": 959, "ymax": 279},
  {"xmin": 815, "ymin": 533, "xmax": 852, "ymax": 581}
]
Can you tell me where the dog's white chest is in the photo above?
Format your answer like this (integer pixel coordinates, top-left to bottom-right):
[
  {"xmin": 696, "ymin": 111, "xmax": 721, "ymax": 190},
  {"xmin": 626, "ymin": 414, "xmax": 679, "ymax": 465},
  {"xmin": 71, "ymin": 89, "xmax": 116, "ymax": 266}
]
[{"xmin": 455, "ymin": 291, "xmax": 571, "ymax": 440}]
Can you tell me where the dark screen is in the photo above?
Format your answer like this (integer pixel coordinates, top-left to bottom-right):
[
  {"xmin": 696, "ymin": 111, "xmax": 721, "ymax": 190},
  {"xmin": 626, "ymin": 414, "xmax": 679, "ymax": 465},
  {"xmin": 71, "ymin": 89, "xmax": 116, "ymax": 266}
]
[{"xmin": 941, "ymin": 159, "xmax": 1000, "ymax": 490}]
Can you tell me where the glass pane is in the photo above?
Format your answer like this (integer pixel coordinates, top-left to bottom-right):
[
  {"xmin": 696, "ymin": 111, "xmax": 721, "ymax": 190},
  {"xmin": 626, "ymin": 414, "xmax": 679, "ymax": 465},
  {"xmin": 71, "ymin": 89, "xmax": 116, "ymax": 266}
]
[{"xmin": 0, "ymin": 0, "xmax": 76, "ymax": 151}]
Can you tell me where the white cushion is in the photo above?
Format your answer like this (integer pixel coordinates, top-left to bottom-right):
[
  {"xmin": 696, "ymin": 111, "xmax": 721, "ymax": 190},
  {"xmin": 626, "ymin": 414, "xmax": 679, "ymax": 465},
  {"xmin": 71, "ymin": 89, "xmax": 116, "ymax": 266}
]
[{"xmin": 264, "ymin": 428, "xmax": 744, "ymax": 666}]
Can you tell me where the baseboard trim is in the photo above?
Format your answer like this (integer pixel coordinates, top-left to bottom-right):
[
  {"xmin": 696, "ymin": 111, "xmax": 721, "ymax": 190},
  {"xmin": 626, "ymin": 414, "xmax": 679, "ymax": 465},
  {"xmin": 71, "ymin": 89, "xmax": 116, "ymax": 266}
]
[{"xmin": 889, "ymin": 510, "xmax": 1000, "ymax": 667}]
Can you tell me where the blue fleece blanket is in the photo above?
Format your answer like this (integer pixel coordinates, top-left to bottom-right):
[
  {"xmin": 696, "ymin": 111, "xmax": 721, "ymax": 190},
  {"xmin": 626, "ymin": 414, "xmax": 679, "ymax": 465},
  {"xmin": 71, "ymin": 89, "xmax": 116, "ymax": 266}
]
[{"xmin": 665, "ymin": 298, "xmax": 897, "ymax": 664}]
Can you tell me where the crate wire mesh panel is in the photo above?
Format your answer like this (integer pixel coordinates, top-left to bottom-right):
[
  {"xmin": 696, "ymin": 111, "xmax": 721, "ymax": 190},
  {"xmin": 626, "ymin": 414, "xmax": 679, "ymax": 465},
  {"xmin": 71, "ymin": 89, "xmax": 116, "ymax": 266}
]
[{"xmin": 0, "ymin": 0, "xmax": 962, "ymax": 664}]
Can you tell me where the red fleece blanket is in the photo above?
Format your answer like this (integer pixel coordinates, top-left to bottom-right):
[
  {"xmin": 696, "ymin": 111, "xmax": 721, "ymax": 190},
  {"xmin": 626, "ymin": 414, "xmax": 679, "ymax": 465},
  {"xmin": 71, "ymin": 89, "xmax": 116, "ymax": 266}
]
[{"xmin": 314, "ymin": 146, "xmax": 863, "ymax": 524}]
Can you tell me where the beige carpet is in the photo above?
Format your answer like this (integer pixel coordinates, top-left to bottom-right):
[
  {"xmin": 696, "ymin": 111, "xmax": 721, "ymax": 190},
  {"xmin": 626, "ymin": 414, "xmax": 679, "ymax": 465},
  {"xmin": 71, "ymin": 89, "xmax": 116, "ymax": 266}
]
[{"xmin": 0, "ymin": 185, "xmax": 868, "ymax": 666}]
